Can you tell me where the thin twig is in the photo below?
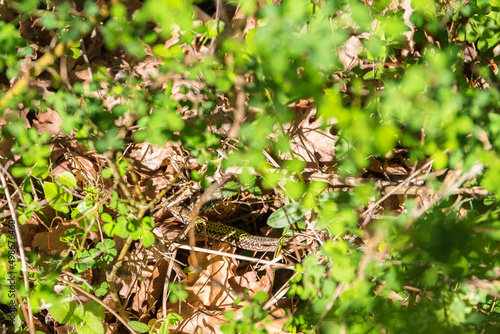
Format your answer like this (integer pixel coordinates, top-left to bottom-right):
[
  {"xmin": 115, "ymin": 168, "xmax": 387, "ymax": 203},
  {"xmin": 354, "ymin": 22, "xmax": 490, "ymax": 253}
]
[
  {"xmin": 263, "ymin": 271, "xmax": 299, "ymax": 310},
  {"xmin": 0, "ymin": 165, "xmax": 36, "ymax": 334},
  {"xmin": 407, "ymin": 163, "xmax": 484, "ymax": 226},
  {"xmin": 162, "ymin": 248, "xmax": 178, "ymax": 319},
  {"xmin": 163, "ymin": 243, "xmax": 294, "ymax": 270},
  {"xmin": 58, "ymin": 277, "xmax": 138, "ymax": 334},
  {"xmin": 209, "ymin": 0, "xmax": 221, "ymax": 56},
  {"xmin": 106, "ymin": 235, "xmax": 134, "ymax": 321},
  {"xmin": 309, "ymin": 282, "xmax": 344, "ymax": 334},
  {"xmin": 360, "ymin": 160, "xmax": 435, "ymax": 225}
]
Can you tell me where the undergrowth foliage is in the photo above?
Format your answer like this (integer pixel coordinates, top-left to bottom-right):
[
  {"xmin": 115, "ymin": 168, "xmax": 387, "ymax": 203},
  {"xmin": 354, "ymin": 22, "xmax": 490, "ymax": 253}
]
[{"xmin": 0, "ymin": 0, "xmax": 499, "ymax": 333}]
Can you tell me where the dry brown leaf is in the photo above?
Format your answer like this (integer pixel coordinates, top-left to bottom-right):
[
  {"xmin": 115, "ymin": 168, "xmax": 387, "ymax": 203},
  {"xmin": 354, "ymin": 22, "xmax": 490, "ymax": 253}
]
[
  {"xmin": 52, "ymin": 159, "xmax": 75, "ymax": 179},
  {"xmin": 183, "ymin": 242, "xmax": 239, "ymax": 309},
  {"xmin": 73, "ymin": 65, "xmax": 94, "ymax": 82},
  {"xmin": 135, "ymin": 54, "xmax": 162, "ymax": 86},
  {"xmin": 132, "ymin": 259, "xmax": 168, "ymax": 316},
  {"xmin": 19, "ymin": 212, "xmax": 47, "ymax": 248},
  {"xmin": 66, "ymin": 154, "xmax": 99, "ymax": 183},
  {"xmin": 115, "ymin": 244, "xmax": 148, "ymax": 301},
  {"xmin": 285, "ymin": 106, "xmax": 337, "ymax": 164},
  {"xmin": 31, "ymin": 221, "xmax": 78, "ymax": 256},
  {"xmin": 175, "ymin": 311, "xmax": 226, "ymax": 334},
  {"xmin": 83, "ymin": 28, "xmax": 104, "ymax": 60},
  {"xmin": 29, "ymin": 78, "xmax": 53, "ymax": 99},
  {"xmin": 128, "ymin": 142, "xmax": 178, "ymax": 172},
  {"xmin": 102, "ymin": 294, "xmax": 117, "ymax": 323},
  {"xmin": 338, "ymin": 35, "xmax": 363, "ymax": 70},
  {"xmin": 379, "ymin": 195, "xmax": 402, "ymax": 212},
  {"xmin": 54, "ymin": 325, "xmax": 70, "ymax": 334},
  {"xmin": 264, "ymin": 307, "xmax": 290, "ymax": 333},
  {"xmin": 32, "ymin": 109, "xmax": 63, "ymax": 136},
  {"xmin": 176, "ymin": 242, "xmax": 282, "ymax": 331},
  {"xmin": 368, "ymin": 158, "xmax": 409, "ymax": 176},
  {"xmin": 227, "ymin": 302, "xmax": 289, "ymax": 333},
  {"xmin": 229, "ymin": 266, "xmax": 273, "ymax": 297},
  {"xmin": 0, "ymin": 4, "xmax": 17, "ymax": 22},
  {"xmin": 19, "ymin": 18, "xmax": 52, "ymax": 46},
  {"xmin": 104, "ymin": 322, "xmax": 118, "ymax": 334},
  {"xmin": 162, "ymin": 293, "xmax": 227, "ymax": 333}
]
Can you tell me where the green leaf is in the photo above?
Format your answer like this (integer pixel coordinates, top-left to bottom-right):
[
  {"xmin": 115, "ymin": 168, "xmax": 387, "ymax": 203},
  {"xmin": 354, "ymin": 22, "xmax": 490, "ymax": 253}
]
[
  {"xmin": 103, "ymin": 238, "xmax": 116, "ymax": 248},
  {"xmin": 483, "ymin": 197, "xmax": 495, "ymax": 205},
  {"xmin": 102, "ymin": 222, "xmax": 115, "ymax": 237},
  {"xmin": 389, "ymin": 41, "xmax": 407, "ymax": 49},
  {"xmin": 253, "ymin": 290, "xmax": 268, "ymax": 303},
  {"xmin": 350, "ymin": 0, "xmax": 372, "ymax": 29},
  {"xmin": 166, "ymin": 312, "xmax": 183, "ymax": 325},
  {"xmin": 422, "ymin": 266, "xmax": 440, "ymax": 287},
  {"xmin": 363, "ymin": 70, "xmax": 376, "ymax": 80},
  {"xmin": 49, "ymin": 301, "xmax": 78, "ymax": 324},
  {"xmin": 43, "ymin": 181, "xmax": 73, "ymax": 213},
  {"xmin": 142, "ymin": 230, "xmax": 155, "ymax": 248},
  {"xmin": 214, "ymin": 181, "xmax": 240, "ymax": 198},
  {"xmin": 157, "ymin": 322, "xmax": 169, "ymax": 334},
  {"xmin": 101, "ymin": 168, "xmax": 112, "ymax": 178},
  {"xmin": 72, "ymin": 201, "xmax": 98, "ymax": 229},
  {"xmin": 72, "ymin": 201, "xmax": 93, "ymax": 218},
  {"xmin": 70, "ymin": 305, "xmax": 84, "ymax": 325},
  {"xmin": 40, "ymin": 12, "xmax": 59, "ymax": 30},
  {"xmin": 284, "ymin": 180, "xmax": 306, "ymax": 200},
  {"xmin": 70, "ymin": 41, "xmax": 82, "ymax": 59},
  {"xmin": 452, "ymin": 256, "xmax": 470, "ymax": 277},
  {"xmin": 267, "ymin": 202, "xmax": 305, "ymax": 228},
  {"xmin": 77, "ymin": 310, "xmax": 104, "ymax": 334},
  {"xmin": 96, "ymin": 128, "xmax": 124, "ymax": 153},
  {"xmin": 18, "ymin": 0, "xmax": 39, "ymax": 12},
  {"xmin": 128, "ymin": 321, "xmax": 150, "ymax": 333},
  {"xmin": 43, "ymin": 181, "xmax": 61, "ymax": 200},
  {"xmin": 95, "ymin": 282, "xmax": 108, "ymax": 297},
  {"xmin": 223, "ymin": 310, "xmax": 235, "ymax": 321},
  {"xmin": 101, "ymin": 213, "xmax": 113, "ymax": 223},
  {"xmin": 142, "ymin": 216, "xmax": 154, "ymax": 230},
  {"xmin": 205, "ymin": 20, "xmax": 225, "ymax": 38},
  {"xmin": 83, "ymin": 301, "xmax": 105, "ymax": 321}
]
